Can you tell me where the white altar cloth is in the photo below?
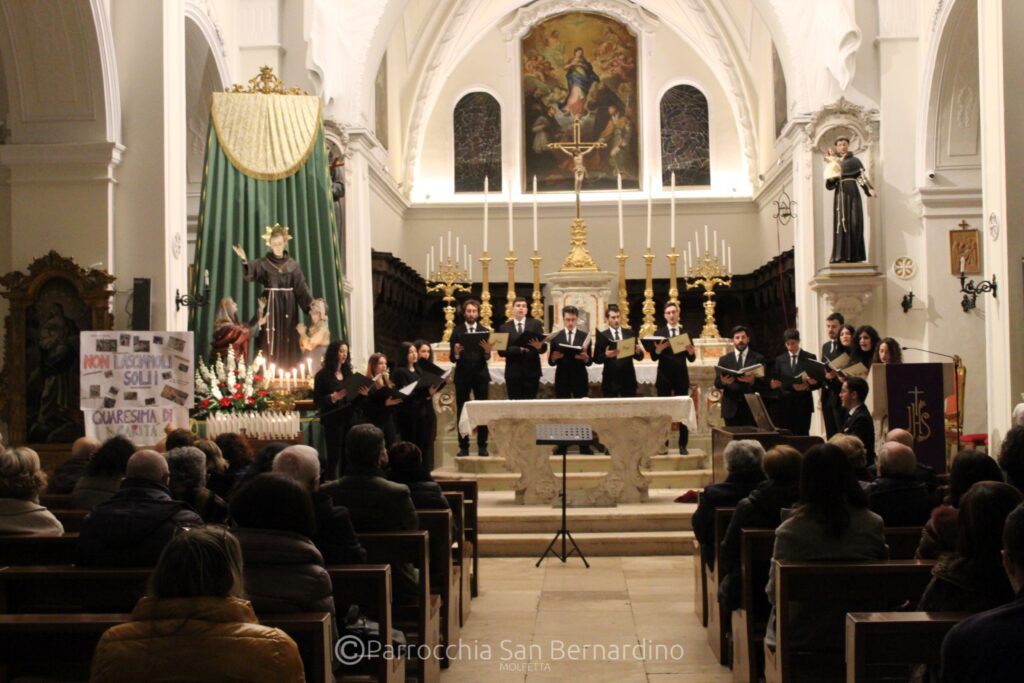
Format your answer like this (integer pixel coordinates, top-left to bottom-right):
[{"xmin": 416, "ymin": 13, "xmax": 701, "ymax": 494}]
[
  {"xmin": 485, "ymin": 362, "xmax": 660, "ymax": 385},
  {"xmin": 459, "ymin": 397, "xmax": 696, "ymax": 505}
]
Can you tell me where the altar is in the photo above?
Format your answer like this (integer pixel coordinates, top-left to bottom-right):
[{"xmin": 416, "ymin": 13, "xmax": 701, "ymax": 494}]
[{"xmin": 459, "ymin": 397, "xmax": 696, "ymax": 506}]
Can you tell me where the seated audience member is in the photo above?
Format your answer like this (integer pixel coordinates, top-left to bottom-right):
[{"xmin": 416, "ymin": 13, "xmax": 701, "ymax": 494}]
[
  {"xmin": 229, "ymin": 473, "xmax": 334, "ymax": 620},
  {"xmin": 1012, "ymin": 403, "xmax": 1024, "ymax": 428},
  {"xmin": 45, "ymin": 436, "xmax": 100, "ymax": 494},
  {"xmin": 765, "ymin": 443, "xmax": 887, "ymax": 652},
  {"xmin": 840, "ymin": 376, "xmax": 875, "ymax": 465},
  {"xmin": 719, "ymin": 445, "xmax": 802, "ymax": 611},
  {"xmin": 194, "ymin": 438, "xmax": 229, "ymax": 483},
  {"xmin": 865, "ymin": 428, "xmax": 938, "ymax": 491},
  {"xmin": 997, "ymin": 425, "xmax": 1024, "ymax": 491},
  {"xmin": 865, "ymin": 441, "xmax": 935, "ymax": 526},
  {"xmin": 209, "ymin": 432, "xmax": 255, "ymax": 498},
  {"xmin": 77, "ymin": 450, "xmax": 203, "ymax": 566},
  {"xmin": 829, "ymin": 433, "xmax": 871, "ymax": 483},
  {"xmin": 387, "ymin": 441, "xmax": 452, "ymax": 511},
  {"xmin": 166, "ymin": 446, "xmax": 230, "ymax": 524},
  {"xmin": 236, "ymin": 441, "xmax": 291, "ymax": 488},
  {"xmin": 71, "ymin": 435, "xmax": 135, "ymax": 510},
  {"xmin": 164, "ymin": 428, "xmax": 196, "ymax": 451},
  {"xmin": 321, "ymin": 424, "xmax": 419, "ymax": 602},
  {"xmin": 691, "ymin": 440, "xmax": 766, "ymax": 570},
  {"xmin": 89, "ymin": 527, "xmax": 304, "ymax": 683},
  {"xmin": 272, "ymin": 445, "xmax": 366, "ymax": 565},
  {"xmin": 917, "ymin": 449, "xmax": 1004, "ymax": 559},
  {"xmin": 918, "ymin": 482, "xmax": 1022, "ymax": 612},
  {"xmin": 0, "ymin": 447, "xmax": 64, "ymax": 536},
  {"xmin": 940, "ymin": 502, "xmax": 1024, "ymax": 682}
]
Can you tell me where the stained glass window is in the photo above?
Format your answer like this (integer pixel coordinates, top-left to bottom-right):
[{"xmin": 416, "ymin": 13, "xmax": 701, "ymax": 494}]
[
  {"xmin": 660, "ymin": 85, "xmax": 710, "ymax": 186},
  {"xmin": 453, "ymin": 92, "xmax": 502, "ymax": 193}
]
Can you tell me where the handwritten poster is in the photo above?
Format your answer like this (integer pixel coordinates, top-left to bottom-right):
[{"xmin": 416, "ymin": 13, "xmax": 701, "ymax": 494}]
[{"xmin": 79, "ymin": 331, "xmax": 194, "ymax": 441}]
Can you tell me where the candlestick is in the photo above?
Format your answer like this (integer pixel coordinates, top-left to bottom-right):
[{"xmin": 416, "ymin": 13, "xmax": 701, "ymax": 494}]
[
  {"xmin": 646, "ymin": 180, "xmax": 652, "ymax": 249},
  {"xmin": 531, "ymin": 251, "xmax": 545, "ymax": 328},
  {"xmin": 483, "ymin": 176, "xmax": 489, "ymax": 252},
  {"xmin": 616, "ymin": 248, "xmax": 630, "ymax": 325},
  {"xmin": 426, "ymin": 251, "xmax": 471, "ymax": 342},
  {"xmin": 667, "ymin": 248, "xmax": 680, "ymax": 309},
  {"xmin": 479, "ymin": 252, "xmax": 493, "ymax": 329},
  {"xmin": 670, "ymin": 172, "xmax": 676, "ymax": 249},
  {"xmin": 617, "ymin": 173, "xmax": 624, "ymax": 249},
  {"xmin": 687, "ymin": 247, "xmax": 733, "ymax": 339},
  {"xmin": 505, "ymin": 250, "xmax": 518, "ymax": 319},
  {"xmin": 532, "ymin": 175, "xmax": 538, "ymax": 251},
  {"xmin": 639, "ymin": 249, "xmax": 657, "ymax": 338}
]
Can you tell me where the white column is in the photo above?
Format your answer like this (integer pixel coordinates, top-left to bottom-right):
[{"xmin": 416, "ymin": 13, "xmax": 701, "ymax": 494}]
[
  {"xmin": 790, "ymin": 142, "xmax": 817, "ymax": 343},
  {"xmin": 344, "ymin": 129, "xmax": 377, "ymax": 366},
  {"xmin": 236, "ymin": 0, "xmax": 284, "ymax": 80},
  {"xmin": 978, "ymin": 0, "xmax": 1024, "ymax": 447}
]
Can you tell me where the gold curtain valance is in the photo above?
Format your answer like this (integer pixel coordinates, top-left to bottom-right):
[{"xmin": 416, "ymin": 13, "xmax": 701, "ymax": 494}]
[{"xmin": 211, "ymin": 92, "xmax": 322, "ymax": 180}]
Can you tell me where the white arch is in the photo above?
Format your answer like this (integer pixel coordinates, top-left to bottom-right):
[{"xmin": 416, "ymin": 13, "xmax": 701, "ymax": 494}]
[
  {"xmin": 184, "ymin": 0, "xmax": 231, "ymax": 88},
  {"xmin": 89, "ymin": 0, "xmax": 121, "ymax": 143}
]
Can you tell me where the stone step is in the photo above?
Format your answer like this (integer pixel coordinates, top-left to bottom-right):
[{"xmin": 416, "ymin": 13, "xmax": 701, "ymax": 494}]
[
  {"xmin": 453, "ymin": 452, "xmax": 707, "ymax": 474},
  {"xmin": 479, "ymin": 505, "xmax": 694, "ymax": 534},
  {"xmin": 456, "ymin": 469, "xmax": 712, "ymax": 492},
  {"xmin": 479, "ymin": 530, "xmax": 696, "ymax": 557}
]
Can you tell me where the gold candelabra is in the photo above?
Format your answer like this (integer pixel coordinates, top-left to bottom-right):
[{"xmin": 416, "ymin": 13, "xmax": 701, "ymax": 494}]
[
  {"xmin": 530, "ymin": 251, "xmax": 545, "ymax": 329},
  {"xmin": 686, "ymin": 251, "xmax": 732, "ymax": 339},
  {"xmin": 616, "ymin": 249, "xmax": 629, "ymax": 323},
  {"xmin": 639, "ymin": 249, "xmax": 657, "ymax": 338},
  {"xmin": 479, "ymin": 252, "xmax": 493, "ymax": 329},
  {"xmin": 667, "ymin": 249, "xmax": 680, "ymax": 308},
  {"xmin": 505, "ymin": 251, "xmax": 517, "ymax": 319},
  {"xmin": 426, "ymin": 256, "xmax": 471, "ymax": 343}
]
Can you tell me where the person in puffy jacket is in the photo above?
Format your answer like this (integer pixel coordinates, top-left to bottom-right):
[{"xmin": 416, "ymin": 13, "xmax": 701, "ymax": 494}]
[
  {"xmin": 77, "ymin": 451, "xmax": 202, "ymax": 567},
  {"xmin": 89, "ymin": 526, "xmax": 305, "ymax": 682}
]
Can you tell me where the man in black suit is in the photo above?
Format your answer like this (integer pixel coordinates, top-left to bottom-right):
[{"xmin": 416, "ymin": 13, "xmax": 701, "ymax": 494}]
[
  {"xmin": 498, "ymin": 296, "xmax": 546, "ymax": 400},
  {"xmin": 715, "ymin": 325, "xmax": 767, "ymax": 427},
  {"xmin": 768, "ymin": 328, "xmax": 819, "ymax": 436},
  {"xmin": 547, "ymin": 305, "xmax": 591, "ymax": 399},
  {"xmin": 449, "ymin": 299, "xmax": 492, "ymax": 456},
  {"xmin": 840, "ymin": 376, "xmax": 875, "ymax": 465},
  {"xmin": 650, "ymin": 301, "xmax": 697, "ymax": 453},
  {"xmin": 820, "ymin": 312, "xmax": 846, "ymax": 437},
  {"xmin": 593, "ymin": 304, "xmax": 644, "ymax": 398}
]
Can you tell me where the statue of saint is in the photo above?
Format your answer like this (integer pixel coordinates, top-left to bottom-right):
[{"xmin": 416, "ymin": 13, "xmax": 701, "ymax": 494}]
[
  {"xmin": 297, "ymin": 298, "xmax": 331, "ymax": 370},
  {"xmin": 232, "ymin": 224, "xmax": 314, "ymax": 368},
  {"xmin": 825, "ymin": 136, "xmax": 875, "ymax": 263},
  {"xmin": 210, "ymin": 296, "xmax": 265, "ymax": 362}
]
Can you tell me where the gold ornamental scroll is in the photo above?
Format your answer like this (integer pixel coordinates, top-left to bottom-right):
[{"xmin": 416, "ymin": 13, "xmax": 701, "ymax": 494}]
[{"xmin": 211, "ymin": 91, "xmax": 321, "ymax": 181}]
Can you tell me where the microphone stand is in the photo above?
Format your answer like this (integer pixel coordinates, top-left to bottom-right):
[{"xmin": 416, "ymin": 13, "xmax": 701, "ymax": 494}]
[{"xmin": 902, "ymin": 346, "xmax": 962, "ymax": 449}]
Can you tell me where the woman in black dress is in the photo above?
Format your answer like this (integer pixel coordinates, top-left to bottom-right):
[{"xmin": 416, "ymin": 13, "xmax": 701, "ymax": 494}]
[
  {"xmin": 392, "ymin": 342, "xmax": 439, "ymax": 473},
  {"xmin": 362, "ymin": 353, "xmax": 402, "ymax": 447},
  {"xmin": 852, "ymin": 325, "xmax": 880, "ymax": 370},
  {"xmin": 313, "ymin": 341, "xmax": 366, "ymax": 480}
]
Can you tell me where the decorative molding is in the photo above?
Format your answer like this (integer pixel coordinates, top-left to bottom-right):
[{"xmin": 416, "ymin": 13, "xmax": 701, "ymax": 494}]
[
  {"xmin": 500, "ymin": 0, "xmax": 659, "ymax": 41},
  {"xmin": 0, "ymin": 141, "xmax": 124, "ymax": 183},
  {"xmin": 184, "ymin": 0, "xmax": 231, "ymax": 87},
  {"xmin": 88, "ymin": 0, "xmax": 121, "ymax": 144},
  {"xmin": 892, "ymin": 257, "xmax": 915, "ymax": 280},
  {"xmin": 803, "ymin": 97, "xmax": 879, "ymax": 152},
  {"xmin": 809, "ymin": 266, "xmax": 885, "ymax": 327},
  {"xmin": 877, "ymin": 1, "xmax": 919, "ymax": 39},
  {"xmin": 323, "ymin": 119, "xmax": 352, "ymax": 160}
]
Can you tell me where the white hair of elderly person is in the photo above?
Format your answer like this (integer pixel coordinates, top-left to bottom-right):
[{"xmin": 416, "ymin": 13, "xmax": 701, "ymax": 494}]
[
  {"xmin": 1013, "ymin": 403, "xmax": 1024, "ymax": 428},
  {"xmin": 723, "ymin": 439, "xmax": 767, "ymax": 475},
  {"xmin": 272, "ymin": 445, "xmax": 321, "ymax": 492},
  {"xmin": 0, "ymin": 447, "xmax": 65, "ymax": 536}
]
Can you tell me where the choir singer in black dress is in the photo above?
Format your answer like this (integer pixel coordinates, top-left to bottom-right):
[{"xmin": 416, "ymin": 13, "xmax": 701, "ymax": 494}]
[
  {"xmin": 593, "ymin": 304, "xmax": 644, "ymax": 398},
  {"xmin": 392, "ymin": 341, "xmax": 439, "ymax": 473},
  {"xmin": 498, "ymin": 297, "xmax": 546, "ymax": 400},
  {"xmin": 313, "ymin": 341, "xmax": 368, "ymax": 479},
  {"xmin": 651, "ymin": 301, "xmax": 697, "ymax": 453}
]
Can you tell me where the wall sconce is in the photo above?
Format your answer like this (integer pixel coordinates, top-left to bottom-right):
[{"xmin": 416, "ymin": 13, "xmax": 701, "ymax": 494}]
[
  {"xmin": 772, "ymin": 189, "xmax": 797, "ymax": 225},
  {"xmin": 175, "ymin": 269, "xmax": 211, "ymax": 312},
  {"xmin": 959, "ymin": 271, "xmax": 996, "ymax": 313},
  {"xmin": 901, "ymin": 291, "xmax": 914, "ymax": 313}
]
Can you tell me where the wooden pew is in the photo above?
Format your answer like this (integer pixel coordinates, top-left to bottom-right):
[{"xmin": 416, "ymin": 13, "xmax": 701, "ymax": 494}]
[
  {"xmin": 417, "ymin": 509, "xmax": 460, "ymax": 668},
  {"xmin": 38, "ymin": 493, "xmax": 73, "ymax": 509},
  {"xmin": 442, "ymin": 491, "xmax": 472, "ymax": 626},
  {"xmin": 845, "ymin": 611, "xmax": 970, "ymax": 683},
  {"xmin": 357, "ymin": 531, "xmax": 441, "ymax": 683},
  {"xmin": 51, "ymin": 509, "xmax": 89, "ymax": 533},
  {"xmin": 884, "ymin": 526, "xmax": 924, "ymax": 560},
  {"xmin": 764, "ymin": 559, "xmax": 936, "ymax": 683},
  {"xmin": 730, "ymin": 529, "xmax": 776, "ymax": 683},
  {"xmin": 706, "ymin": 506, "xmax": 736, "ymax": 665},
  {"xmin": 330, "ymin": 564, "xmax": 406, "ymax": 683},
  {"xmin": 437, "ymin": 479, "xmax": 479, "ymax": 597},
  {"xmin": 692, "ymin": 492, "xmax": 707, "ymax": 626},
  {"xmin": 0, "ymin": 612, "xmax": 334, "ymax": 683},
  {"xmin": 0, "ymin": 533, "xmax": 78, "ymax": 566}
]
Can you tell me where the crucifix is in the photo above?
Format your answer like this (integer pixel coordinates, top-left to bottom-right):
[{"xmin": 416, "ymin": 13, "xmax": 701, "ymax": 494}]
[{"xmin": 546, "ymin": 117, "xmax": 606, "ymax": 271}]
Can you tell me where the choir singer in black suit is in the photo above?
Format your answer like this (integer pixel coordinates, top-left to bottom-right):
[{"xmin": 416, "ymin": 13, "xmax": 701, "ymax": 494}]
[
  {"xmin": 449, "ymin": 299, "xmax": 492, "ymax": 456},
  {"xmin": 497, "ymin": 297, "xmax": 547, "ymax": 400},
  {"xmin": 593, "ymin": 304, "xmax": 644, "ymax": 398},
  {"xmin": 650, "ymin": 301, "xmax": 697, "ymax": 453},
  {"xmin": 547, "ymin": 305, "xmax": 593, "ymax": 454},
  {"xmin": 840, "ymin": 376, "xmax": 875, "ymax": 465},
  {"xmin": 715, "ymin": 325, "xmax": 768, "ymax": 427},
  {"xmin": 769, "ymin": 328, "xmax": 819, "ymax": 436},
  {"xmin": 820, "ymin": 312, "xmax": 846, "ymax": 437}
]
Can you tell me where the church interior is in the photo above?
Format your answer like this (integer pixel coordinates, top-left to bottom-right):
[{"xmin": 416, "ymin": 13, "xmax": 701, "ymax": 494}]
[{"xmin": 1, "ymin": 0, "xmax": 1024, "ymax": 681}]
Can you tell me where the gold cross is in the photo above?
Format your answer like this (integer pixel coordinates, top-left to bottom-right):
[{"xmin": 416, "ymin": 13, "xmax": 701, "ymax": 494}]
[{"xmin": 958, "ymin": 220, "xmax": 970, "ymax": 230}]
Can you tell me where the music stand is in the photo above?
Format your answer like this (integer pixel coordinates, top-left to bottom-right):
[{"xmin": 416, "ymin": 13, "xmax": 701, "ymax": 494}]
[{"xmin": 535, "ymin": 423, "xmax": 592, "ymax": 568}]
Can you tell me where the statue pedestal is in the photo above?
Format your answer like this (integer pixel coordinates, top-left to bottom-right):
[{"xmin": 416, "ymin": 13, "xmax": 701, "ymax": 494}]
[
  {"xmin": 810, "ymin": 263, "xmax": 885, "ymax": 325},
  {"xmin": 545, "ymin": 270, "xmax": 616, "ymax": 332}
]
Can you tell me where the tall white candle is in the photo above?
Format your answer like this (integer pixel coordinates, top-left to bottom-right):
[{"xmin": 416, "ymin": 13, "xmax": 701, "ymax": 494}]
[
  {"xmin": 469, "ymin": 255, "xmax": 473, "ymax": 281},
  {"xmin": 617, "ymin": 173, "xmax": 624, "ymax": 249},
  {"xmin": 532, "ymin": 175, "xmax": 539, "ymax": 251},
  {"xmin": 721, "ymin": 239, "xmax": 726, "ymax": 263},
  {"xmin": 448, "ymin": 231, "xmax": 452, "ymax": 258},
  {"xmin": 688, "ymin": 241, "xmax": 693, "ymax": 268},
  {"xmin": 646, "ymin": 179, "xmax": 652, "ymax": 249},
  {"xmin": 728, "ymin": 246, "xmax": 732, "ymax": 272},
  {"xmin": 695, "ymin": 231, "xmax": 701, "ymax": 254},
  {"xmin": 670, "ymin": 172, "xmax": 676, "ymax": 249},
  {"xmin": 455, "ymin": 236, "xmax": 460, "ymax": 264},
  {"xmin": 425, "ymin": 254, "xmax": 429, "ymax": 274},
  {"xmin": 704, "ymin": 225, "xmax": 709, "ymax": 252},
  {"xmin": 439, "ymin": 236, "xmax": 443, "ymax": 261},
  {"xmin": 483, "ymin": 176, "xmax": 489, "ymax": 252},
  {"xmin": 714, "ymin": 236, "xmax": 717, "ymax": 257},
  {"xmin": 507, "ymin": 188, "xmax": 514, "ymax": 251},
  {"xmin": 430, "ymin": 246, "xmax": 435, "ymax": 272},
  {"xmin": 463, "ymin": 244, "xmax": 468, "ymax": 266}
]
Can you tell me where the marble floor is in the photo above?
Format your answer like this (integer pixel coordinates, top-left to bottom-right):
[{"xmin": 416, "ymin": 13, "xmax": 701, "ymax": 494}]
[{"xmin": 440, "ymin": 555, "xmax": 732, "ymax": 682}]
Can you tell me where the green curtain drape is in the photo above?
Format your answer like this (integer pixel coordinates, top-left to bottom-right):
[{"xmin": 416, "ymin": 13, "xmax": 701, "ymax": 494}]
[{"xmin": 189, "ymin": 120, "xmax": 347, "ymax": 362}]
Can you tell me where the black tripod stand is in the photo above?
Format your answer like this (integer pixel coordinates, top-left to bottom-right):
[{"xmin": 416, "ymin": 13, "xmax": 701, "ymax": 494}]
[{"xmin": 535, "ymin": 424, "xmax": 591, "ymax": 568}]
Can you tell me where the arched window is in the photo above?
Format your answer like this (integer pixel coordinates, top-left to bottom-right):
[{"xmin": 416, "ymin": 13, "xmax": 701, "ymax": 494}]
[
  {"xmin": 660, "ymin": 85, "xmax": 710, "ymax": 186},
  {"xmin": 453, "ymin": 92, "xmax": 502, "ymax": 192}
]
